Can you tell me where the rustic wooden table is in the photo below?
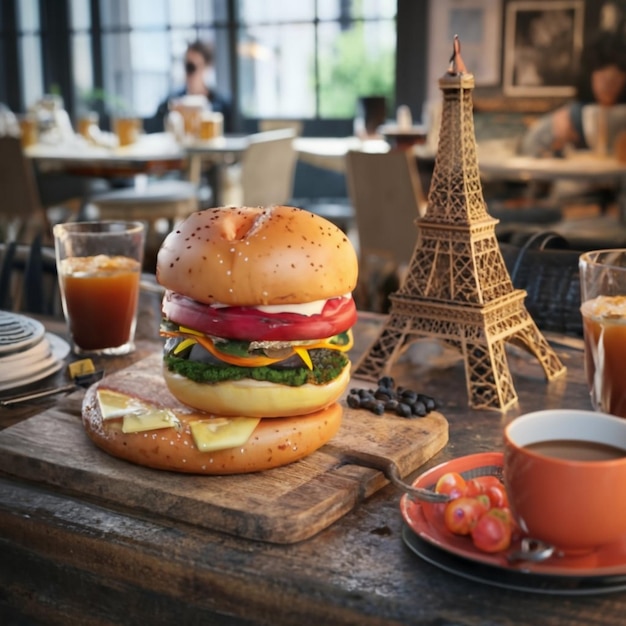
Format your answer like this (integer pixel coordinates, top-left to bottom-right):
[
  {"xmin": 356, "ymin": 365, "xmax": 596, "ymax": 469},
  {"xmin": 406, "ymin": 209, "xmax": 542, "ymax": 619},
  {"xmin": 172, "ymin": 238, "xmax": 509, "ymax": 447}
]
[{"xmin": 1, "ymin": 311, "xmax": 621, "ymax": 626}]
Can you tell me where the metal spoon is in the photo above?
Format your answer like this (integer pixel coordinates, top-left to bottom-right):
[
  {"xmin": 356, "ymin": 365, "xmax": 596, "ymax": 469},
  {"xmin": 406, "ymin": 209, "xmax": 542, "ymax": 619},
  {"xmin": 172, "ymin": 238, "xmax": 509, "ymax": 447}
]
[
  {"xmin": 340, "ymin": 449, "xmax": 503, "ymax": 504},
  {"xmin": 507, "ymin": 537, "xmax": 555, "ymax": 563},
  {"xmin": 341, "ymin": 450, "xmax": 450, "ymax": 502}
]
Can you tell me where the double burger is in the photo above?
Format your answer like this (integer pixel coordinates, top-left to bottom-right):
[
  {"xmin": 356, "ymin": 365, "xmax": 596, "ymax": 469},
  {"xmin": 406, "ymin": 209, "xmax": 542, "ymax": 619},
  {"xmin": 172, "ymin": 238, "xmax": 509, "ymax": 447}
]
[{"xmin": 82, "ymin": 205, "xmax": 359, "ymax": 474}]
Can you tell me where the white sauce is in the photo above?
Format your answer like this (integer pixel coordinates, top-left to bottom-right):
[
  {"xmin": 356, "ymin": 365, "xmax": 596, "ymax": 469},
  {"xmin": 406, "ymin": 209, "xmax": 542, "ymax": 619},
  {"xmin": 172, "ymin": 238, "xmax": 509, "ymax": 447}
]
[{"xmin": 209, "ymin": 294, "xmax": 352, "ymax": 316}]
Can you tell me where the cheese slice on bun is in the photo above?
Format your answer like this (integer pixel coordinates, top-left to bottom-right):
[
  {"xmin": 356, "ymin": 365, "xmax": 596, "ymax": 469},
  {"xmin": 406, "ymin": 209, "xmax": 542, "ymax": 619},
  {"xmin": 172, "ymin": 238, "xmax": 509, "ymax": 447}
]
[{"xmin": 81, "ymin": 363, "xmax": 344, "ymax": 474}]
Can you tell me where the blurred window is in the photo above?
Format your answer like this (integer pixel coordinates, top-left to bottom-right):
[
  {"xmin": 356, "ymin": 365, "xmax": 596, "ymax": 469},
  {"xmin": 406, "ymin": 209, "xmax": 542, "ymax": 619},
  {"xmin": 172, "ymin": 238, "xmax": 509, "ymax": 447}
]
[
  {"xmin": 17, "ymin": 0, "xmax": 44, "ymax": 111},
  {"xmin": 237, "ymin": 0, "xmax": 396, "ymax": 119},
  {"xmin": 97, "ymin": 0, "xmax": 227, "ymax": 119},
  {"xmin": 69, "ymin": 0, "xmax": 94, "ymax": 116},
  {"xmin": 3, "ymin": 0, "xmax": 396, "ymax": 124}
]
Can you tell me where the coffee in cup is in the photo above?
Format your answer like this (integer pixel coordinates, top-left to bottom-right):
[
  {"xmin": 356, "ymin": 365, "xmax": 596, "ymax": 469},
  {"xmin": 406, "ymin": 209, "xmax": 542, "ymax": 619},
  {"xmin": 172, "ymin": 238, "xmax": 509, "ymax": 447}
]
[{"xmin": 504, "ymin": 409, "xmax": 626, "ymax": 553}]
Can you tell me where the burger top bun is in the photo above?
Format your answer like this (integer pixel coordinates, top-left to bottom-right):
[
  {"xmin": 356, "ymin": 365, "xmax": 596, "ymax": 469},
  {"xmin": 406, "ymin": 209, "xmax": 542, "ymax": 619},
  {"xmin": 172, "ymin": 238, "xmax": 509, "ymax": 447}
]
[{"xmin": 156, "ymin": 205, "xmax": 358, "ymax": 306}]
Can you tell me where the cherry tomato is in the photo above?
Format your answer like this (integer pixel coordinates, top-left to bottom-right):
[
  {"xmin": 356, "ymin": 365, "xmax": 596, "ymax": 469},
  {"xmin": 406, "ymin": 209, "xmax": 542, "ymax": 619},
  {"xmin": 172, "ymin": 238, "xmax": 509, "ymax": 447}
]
[
  {"xmin": 464, "ymin": 478, "xmax": 485, "ymax": 497},
  {"xmin": 462, "ymin": 475, "xmax": 502, "ymax": 498},
  {"xmin": 435, "ymin": 471, "xmax": 467, "ymax": 500},
  {"xmin": 470, "ymin": 508, "xmax": 512, "ymax": 553},
  {"xmin": 475, "ymin": 493, "xmax": 491, "ymax": 511},
  {"xmin": 501, "ymin": 506, "xmax": 523, "ymax": 541},
  {"xmin": 444, "ymin": 496, "xmax": 489, "ymax": 535},
  {"xmin": 162, "ymin": 291, "xmax": 357, "ymax": 341},
  {"xmin": 484, "ymin": 483, "xmax": 509, "ymax": 509}
]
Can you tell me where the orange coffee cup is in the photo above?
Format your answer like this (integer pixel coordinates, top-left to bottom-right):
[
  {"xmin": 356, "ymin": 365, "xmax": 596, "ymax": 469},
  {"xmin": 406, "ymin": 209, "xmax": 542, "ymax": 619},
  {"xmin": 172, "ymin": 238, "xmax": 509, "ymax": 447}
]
[{"xmin": 504, "ymin": 409, "xmax": 626, "ymax": 553}]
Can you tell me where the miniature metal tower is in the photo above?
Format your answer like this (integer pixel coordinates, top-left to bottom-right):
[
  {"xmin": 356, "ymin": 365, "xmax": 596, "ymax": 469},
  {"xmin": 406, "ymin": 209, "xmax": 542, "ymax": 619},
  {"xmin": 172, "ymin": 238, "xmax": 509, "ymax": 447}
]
[{"xmin": 354, "ymin": 37, "xmax": 566, "ymax": 411}]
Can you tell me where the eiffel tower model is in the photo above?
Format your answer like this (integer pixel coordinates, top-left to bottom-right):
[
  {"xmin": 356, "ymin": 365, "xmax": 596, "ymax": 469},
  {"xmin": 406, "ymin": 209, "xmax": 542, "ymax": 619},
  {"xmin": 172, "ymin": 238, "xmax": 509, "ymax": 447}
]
[{"xmin": 354, "ymin": 37, "xmax": 566, "ymax": 411}]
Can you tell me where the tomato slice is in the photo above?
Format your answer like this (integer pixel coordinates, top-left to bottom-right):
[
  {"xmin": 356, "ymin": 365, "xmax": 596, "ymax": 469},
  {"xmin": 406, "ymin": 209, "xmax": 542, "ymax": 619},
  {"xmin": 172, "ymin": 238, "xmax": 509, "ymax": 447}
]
[{"xmin": 162, "ymin": 291, "xmax": 357, "ymax": 341}]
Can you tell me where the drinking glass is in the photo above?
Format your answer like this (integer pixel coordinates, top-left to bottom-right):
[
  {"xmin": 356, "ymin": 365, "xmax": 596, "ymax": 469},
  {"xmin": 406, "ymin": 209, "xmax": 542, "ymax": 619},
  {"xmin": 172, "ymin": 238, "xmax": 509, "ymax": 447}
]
[
  {"xmin": 579, "ymin": 249, "xmax": 626, "ymax": 417},
  {"xmin": 18, "ymin": 114, "xmax": 38, "ymax": 148},
  {"xmin": 113, "ymin": 116, "xmax": 142, "ymax": 146},
  {"xmin": 199, "ymin": 111, "xmax": 223, "ymax": 141},
  {"xmin": 77, "ymin": 111, "xmax": 99, "ymax": 142},
  {"xmin": 53, "ymin": 221, "xmax": 145, "ymax": 355}
]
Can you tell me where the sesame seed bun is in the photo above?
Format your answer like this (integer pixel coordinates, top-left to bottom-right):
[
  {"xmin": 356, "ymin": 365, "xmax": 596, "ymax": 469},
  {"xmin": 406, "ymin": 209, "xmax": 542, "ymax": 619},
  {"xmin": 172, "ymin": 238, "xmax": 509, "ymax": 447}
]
[{"xmin": 155, "ymin": 206, "xmax": 359, "ymax": 306}]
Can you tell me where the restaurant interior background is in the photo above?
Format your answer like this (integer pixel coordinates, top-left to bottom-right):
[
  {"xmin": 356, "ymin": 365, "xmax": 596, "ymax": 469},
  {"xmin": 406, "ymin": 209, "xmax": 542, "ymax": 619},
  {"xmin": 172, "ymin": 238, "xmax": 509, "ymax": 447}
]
[
  {"xmin": 0, "ymin": 1, "xmax": 619, "ymax": 155},
  {"xmin": 1, "ymin": 0, "xmax": 626, "ymax": 307},
  {"xmin": 0, "ymin": 0, "xmax": 617, "ymax": 122}
]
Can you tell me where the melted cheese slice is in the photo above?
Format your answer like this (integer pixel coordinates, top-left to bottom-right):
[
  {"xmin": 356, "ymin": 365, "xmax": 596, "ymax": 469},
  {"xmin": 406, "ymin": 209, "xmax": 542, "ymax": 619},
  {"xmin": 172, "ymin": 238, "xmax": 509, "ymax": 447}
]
[
  {"xmin": 98, "ymin": 389, "xmax": 146, "ymax": 420},
  {"xmin": 96, "ymin": 389, "xmax": 260, "ymax": 450},
  {"xmin": 97, "ymin": 388, "xmax": 180, "ymax": 433},
  {"xmin": 190, "ymin": 417, "xmax": 261, "ymax": 452},
  {"xmin": 122, "ymin": 410, "xmax": 180, "ymax": 434}
]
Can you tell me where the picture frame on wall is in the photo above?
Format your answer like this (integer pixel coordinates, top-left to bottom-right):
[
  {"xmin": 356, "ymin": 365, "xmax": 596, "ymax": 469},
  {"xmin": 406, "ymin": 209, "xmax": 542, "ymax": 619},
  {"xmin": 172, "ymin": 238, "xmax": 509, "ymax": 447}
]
[
  {"xmin": 503, "ymin": 0, "xmax": 584, "ymax": 97},
  {"xmin": 427, "ymin": 0, "xmax": 502, "ymax": 104}
]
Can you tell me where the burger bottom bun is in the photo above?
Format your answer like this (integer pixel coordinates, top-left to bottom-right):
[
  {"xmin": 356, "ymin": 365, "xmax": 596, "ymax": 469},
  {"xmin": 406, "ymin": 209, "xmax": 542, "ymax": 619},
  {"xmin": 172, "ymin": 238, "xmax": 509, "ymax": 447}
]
[
  {"xmin": 162, "ymin": 362, "xmax": 351, "ymax": 418},
  {"xmin": 82, "ymin": 383, "xmax": 343, "ymax": 475}
]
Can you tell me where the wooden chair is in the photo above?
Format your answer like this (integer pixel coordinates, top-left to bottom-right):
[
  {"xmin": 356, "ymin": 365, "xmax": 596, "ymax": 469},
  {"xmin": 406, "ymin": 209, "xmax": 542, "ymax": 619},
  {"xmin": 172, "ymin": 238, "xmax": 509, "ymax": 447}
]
[
  {"xmin": 258, "ymin": 119, "xmax": 303, "ymax": 136},
  {"xmin": 0, "ymin": 232, "xmax": 61, "ymax": 316},
  {"xmin": 345, "ymin": 149, "xmax": 427, "ymax": 266},
  {"xmin": 221, "ymin": 129, "xmax": 298, "ymax": 207},
  {"xmin": 0, "ymin": 136, "xmax": 50, "ymax": 243},
  {"xmin": 345, "ymin": 149, "xmax": 428, "ymax": 312}
]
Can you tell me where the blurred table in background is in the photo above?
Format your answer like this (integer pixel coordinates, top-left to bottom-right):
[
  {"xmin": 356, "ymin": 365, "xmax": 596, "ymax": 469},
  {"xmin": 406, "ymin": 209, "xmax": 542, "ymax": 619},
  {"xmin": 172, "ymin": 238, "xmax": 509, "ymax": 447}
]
[
  {"xmin": 25, "ymin": 132, "xmax": 442, "ymax": 212},
  {"xmin": 26, "ymin": 133, "xmax": 187, "ymax": 179},
  {"xmin": 479, "ymin": 149, "xmax": 626, "ymax": 223},
  {"xmin": 294, "ymin": 136, "xmax": 389, "ymax": 173}
]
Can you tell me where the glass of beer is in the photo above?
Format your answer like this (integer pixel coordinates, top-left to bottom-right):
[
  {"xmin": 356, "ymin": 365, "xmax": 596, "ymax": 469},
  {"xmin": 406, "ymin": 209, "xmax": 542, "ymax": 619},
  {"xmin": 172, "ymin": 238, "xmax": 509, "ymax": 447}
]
[
  {"xmin": 169, "ymin": 95, "xmax": 206, "ymax": 141},
  {"xmin": 18, "ymin": 114, "xmax": 38, "ymax": 148},
  {"xmin": 580, "ymin": 250, "xmax": 626, "ymax": 417},
  {"xmin": 53, "ymin": 221, "xmax": 145, "ymax": 355},
  {"xmin": 113, "ymin": 116, "xmax": 142, "ymax": 146},
  {"xmin": 77, "ymin": 111, "xmax": 99, "ymax": 142},
  {"xmin": 199, "ymin": 111, "xmax": 223, "ymax": 141}
]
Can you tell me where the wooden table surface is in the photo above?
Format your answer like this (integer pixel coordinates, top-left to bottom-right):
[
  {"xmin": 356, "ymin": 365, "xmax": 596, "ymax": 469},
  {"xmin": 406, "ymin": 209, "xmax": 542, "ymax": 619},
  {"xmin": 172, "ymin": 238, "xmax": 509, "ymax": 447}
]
[{"xmin": 1, "ymin": 311, "xmax": 622, "ymax": 626}]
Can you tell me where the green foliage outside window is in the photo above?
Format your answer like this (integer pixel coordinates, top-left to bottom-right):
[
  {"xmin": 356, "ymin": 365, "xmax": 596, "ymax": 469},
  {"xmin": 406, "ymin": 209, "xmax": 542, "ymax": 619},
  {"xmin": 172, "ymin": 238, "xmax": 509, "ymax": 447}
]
[{"xmin": 317, "ymin": 22, "xmax": 395, "ymax": 119}]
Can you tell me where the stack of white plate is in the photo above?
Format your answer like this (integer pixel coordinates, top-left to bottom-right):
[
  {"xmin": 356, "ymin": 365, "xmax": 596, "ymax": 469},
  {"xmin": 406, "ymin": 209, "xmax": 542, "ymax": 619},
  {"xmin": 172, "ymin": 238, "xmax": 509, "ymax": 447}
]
[{"xmin": 0, "ymin": 311, "xmax": 70, "ymax": 392}]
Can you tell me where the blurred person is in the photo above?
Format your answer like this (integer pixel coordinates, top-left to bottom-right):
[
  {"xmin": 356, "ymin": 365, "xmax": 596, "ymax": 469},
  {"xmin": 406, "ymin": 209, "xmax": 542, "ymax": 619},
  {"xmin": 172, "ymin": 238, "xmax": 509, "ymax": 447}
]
[{"xmin": 147, "ymin": 40, "xmax": 233, "ymax": 133}]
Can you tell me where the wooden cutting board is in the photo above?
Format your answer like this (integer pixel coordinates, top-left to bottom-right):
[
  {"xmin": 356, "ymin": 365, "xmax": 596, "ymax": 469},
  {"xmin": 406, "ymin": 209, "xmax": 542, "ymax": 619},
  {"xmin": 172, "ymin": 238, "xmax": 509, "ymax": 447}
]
[{"xmin": 0, "ymin": 353, "xmax": 448, "ymax": 544}]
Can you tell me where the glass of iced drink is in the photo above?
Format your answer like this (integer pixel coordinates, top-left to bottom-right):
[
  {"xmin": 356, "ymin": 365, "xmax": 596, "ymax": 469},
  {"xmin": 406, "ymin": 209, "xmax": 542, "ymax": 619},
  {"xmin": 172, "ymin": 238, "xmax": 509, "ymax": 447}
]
[
  {"xmin": 53, "ymin": 221, "xmax": 145, "ymax": 355},
  {"xmin": 580, "ymin": 250, "xmax": 626, "ymax": 417}
]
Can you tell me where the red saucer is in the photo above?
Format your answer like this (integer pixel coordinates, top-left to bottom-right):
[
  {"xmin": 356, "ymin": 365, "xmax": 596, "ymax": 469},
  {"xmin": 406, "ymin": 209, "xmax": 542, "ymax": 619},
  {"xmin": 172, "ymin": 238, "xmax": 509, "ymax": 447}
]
[{"xmin": 400, "ymin": 452, "xmax": 626, "ymax": 578}]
